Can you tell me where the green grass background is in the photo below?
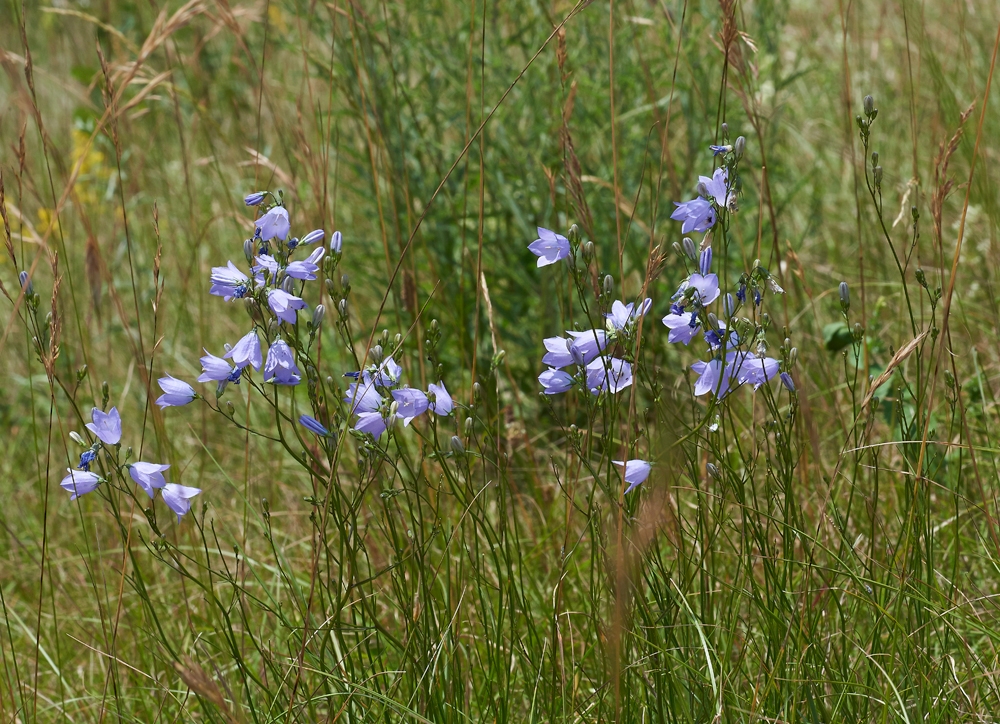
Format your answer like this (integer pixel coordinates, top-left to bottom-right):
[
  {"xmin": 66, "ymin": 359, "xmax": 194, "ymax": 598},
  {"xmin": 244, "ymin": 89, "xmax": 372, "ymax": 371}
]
[{"xmin": 1, "ymin": 0, "xmax": 1000, "ymax": 720}]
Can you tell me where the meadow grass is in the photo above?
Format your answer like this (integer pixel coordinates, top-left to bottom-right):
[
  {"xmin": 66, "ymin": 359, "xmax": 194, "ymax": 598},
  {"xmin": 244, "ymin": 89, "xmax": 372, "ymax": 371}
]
[{"xmin": 1, "ymin": 0, "xmax": 1000, "ymax": 721}]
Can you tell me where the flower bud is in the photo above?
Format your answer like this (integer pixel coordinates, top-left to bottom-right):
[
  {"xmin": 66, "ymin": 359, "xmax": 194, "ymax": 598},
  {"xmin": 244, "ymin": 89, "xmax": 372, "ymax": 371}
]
[
  {"xmin": 944, "ymin": 369, "xmax": 956, "ymax": 388},
  {"xmin": 723, "ymin": 293, "xmax": 735, "ymax": 318},
  {"xmin": 312, "ymin": 304, "xmax": 325, "ymax": 328},
  {"xmin": 464, "ymin": 417, "xmax": 473, "ymax": 436},
  {"xmin": 394, "ymin": 333, "xmax": 402, "ymax": 348},
  {"xmin": 216, "ymin": 380, "xmax": 228, "ymax": 397},
  {"xmin": 101, "ymin": 381, "xmax": 110, "ymax": 406},
  {"xmin": 707, "ymin": 312, "xmax": 719, "ymax": 331},
  {"xmin": 245, "ymin": 191, "xmax": 266, "ymax": 206},
  {"xmin": 706, "ymin": 462, "xmax": 721, "ymax": 480},
  {"xmin": 69, "ymin": 431, "xmax": 86, "ymax": 446},
  {"xmin": 226, "ymin": 401, "xmax": 235, "ymax": 417},
  {"xmin": 389, "ymin": 400, "xmax": 399, "ymax": 418},
  {"xmin": 720, "ymin": 122, "xmax": 729, "ymax": 139},
  {"xmin": 341, "ymin": 274, "xmax": 350, "ymax": 292},
  {"xmin": 911, "ymin": 205, "xmax": 919, "ymax": 221},
  {"xmin": 839, "ymin": 281, "xmax": 850, "ymax": 312},
  {"xmin": 473, "ymin": 382, "xmax": 482, "ymax": 402},
  {"xmin": 567, "ymin": 224, "xmax": 580, "ymax": 243},
  {"xmin": 18, "ymin": 271, "xmax": 32, "ymax": 296},
  {"xmin": 863, "ymin": 94, "xmax": 875, "ymax": 115},
  {"xmin": 873, "ymin": 166, "xmax": 883, "ymax": 186},
  {"xmin": 268, "ymin": 318, "xmax": 280, "ymax": 337},
  {"xmin": 788, "ymin": 347, "xmax": 798, "ymax": 366},
  {"xmin": 733, "ymin": 135, "xmax": 745, "ymax": 160},
  {"xmin": 602, "ymin": 274, "xmax": 614, "ymax": 297},
  {"xmin": 915, "ymin": 268, "xmax": 927, "ymax": 288},
  {"xmin": 870, "ymin": 151, "xmax": 879, "ymax": 167},
  {"xmin": 582, "ymin": 241, "xmax": 594, "ymax": 262},
  {"xmin": 696, "ymin": 181, "xmax": 709, "ymax": 198},
  {"xmin": 450, "ymin": 435, "xmax": 465, "ymax": 455},
  {"xmin": 281, "ymin": 276, "xmax": 294, "ymax": 294},
  {"xmin": 331, "ymin": 231, "xmax": 343, "ymax": 254},
  {"xmin": 564, "ymin": 251, "xmax": 575, "ymax": 270},
  {"xmin": 672, "ymin": 241, "xmax": 683, "ymax": 257},
  {"xmin": 338, "ymin": 299, "xmax": 347, "ymax": 317},
  {"xmin": 682, "ymin": 237, "xmax": 697, "ymax": 260},
  {"xmin": 301, "ymin": 229, "xmax": 324, "ymax": 246},
  {"xmin": 386, "ymin": 414, "xmax": 398, "ymax": 432},
  {"xmin": 243, "ymin": 239, "xmax": 254, "ymax": 263},
  {"xmin": 371, "ymin": 344, "xmax": 384, "ymax": 364}
]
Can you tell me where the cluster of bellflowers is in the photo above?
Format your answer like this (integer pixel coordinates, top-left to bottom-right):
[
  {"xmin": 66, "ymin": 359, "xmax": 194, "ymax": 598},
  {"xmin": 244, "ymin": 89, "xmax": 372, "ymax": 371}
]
[
  {"xmin": 152, "ymin": 188, "xmax": 454, "ymax": 470},
  {"xmin": 342, "ymin": 346, "xmax": 454, "ymax": 439},
  {"xmin": 526, "ymin": 130, "xmax": 799, "ymax": 498},
  {"xmin": 529, "ymin": 226, "xmax": 653, "ymax": 498},
  {"xmin": 663, "ymin": 132, "xmax": 796, "ymax": 401},
  {"xmin": 150, "ymin": 190, "xmax": 345, "ymax": 433},
  {"xmin": 60, "ymin": 403, "xmax": 201, "ymax": 525}
]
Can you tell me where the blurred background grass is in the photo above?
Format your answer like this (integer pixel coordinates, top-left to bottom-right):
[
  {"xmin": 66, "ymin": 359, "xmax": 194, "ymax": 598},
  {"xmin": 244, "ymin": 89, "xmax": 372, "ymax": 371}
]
[{"xmin": 2, "ymin": 0, "xmax": 1000, "ymax": 720}]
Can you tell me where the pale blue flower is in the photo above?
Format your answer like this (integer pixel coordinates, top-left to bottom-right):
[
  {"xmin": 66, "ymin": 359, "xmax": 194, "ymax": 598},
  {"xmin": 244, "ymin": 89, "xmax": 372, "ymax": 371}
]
[
  {"xmin": 156, "ymin": 376, "xmax": 197, "ymax": 408},
  {"xmin": 129, "ymin": 462, "xmax": 169, "ymax": 500},
  {"xmin": 255, "ymin": 206, "xmax": 290, "ymax": 241},
  {"xmin": 331, "ymin": 231, "xmax": 343, "ymax": 254},
  {"xmin": 780, "ymin": 372, "xmax": 795, "ymax": 392},
  {"xmin": 670, "ymin": 197, "xmax": 715, "ymax": 234},
  {"xmin": 263, "ymin": 340, "xmax": 301, "ymax": 385},
  {"xmin": 210, "ymin": 261, "xmax": 252, "ymax": 300},
  {"xmin": 245, "ymin": 191, "xmax": 266, "ymax": 206},
  {"xmin": 585, "ymin": 357, "xmax": 633, "ymax": 395},
  {"xmin": 606, "ymin": 299, "xmax": 652, "ymax": 331},
  {"xmin": 568, "ymin": 329, "xmax": 607, "ymax": 366},
  {"xmin": 539, "ymin": 368, "xmax": 574, "ymax": 394},
  {"xmin": 528, "ymin": 227, "xmax": 570, "ymax": 267},
  {"xmin": 198, "ymin": 349, "xmax": 239, "ymax": 383},
  {"xmin": 613, "ymin": 459, "xmax": 651, "ymax": 494},
  {"xmin": 542, "ymin": 336, "xmax": 574, "ymax": 368},
  {"xmin": 226, "ymin": 330, "xmax": 264, "ymax": 371},
  {"xmin": 268, "ymin": 289, "xmax": 307, "ymax": 325},
  {"xmin": 427, "ymin": 381, "xmax": 453, "ymax": 415},
  {"xmin": 662, "ymin": 312, "xmax": 701, "ymax": 345},
  {"xmin": 61, "ymin": 469, "xmax": 101, "ymax": 500},
  {"xmin": 86, "ymin": 407, "xmax": 122, "ymax": 445},
  {"xmin": 162, "ymin": 483, "xmax": 201, "ymax": 522},
  {"xmin": 392, "ymin": 388, "xmax": 428, "ymax": 426}
]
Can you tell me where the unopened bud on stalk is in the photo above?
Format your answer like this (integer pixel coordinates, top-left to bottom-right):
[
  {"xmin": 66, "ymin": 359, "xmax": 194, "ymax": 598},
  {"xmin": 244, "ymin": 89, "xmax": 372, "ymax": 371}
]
[
  {"xmin": 243, "ymin": 239, "xmax": 254, "ymax": 263},
  {"xmin": 226, "ymin": 401, "xmax": 235, "ymax": 417},
  {"xmin": 706, "ymin": 463, "xmax": 721, "ymax": 481},
  {"xmin": 915, "ymin": 268, "xmax": 927, "ymax": 288},
  {"xmin": 789, "ymin": 347, "xmax": 798, "ymax": 366},
  {"xmin": 839, "ymin": 281, "xmax": 850, "ymax": 313},
  {"xmin": 69, "ymin": 431, "xmax": 86, "ymax": 446},
  {"xmin": 696, "ymin": 181, "xmax": 709, "ymax": 198},
  {"xmin": 386, "ymin": 414, "xmax": 397, "ymax": 432},
  {"xmin": 394, "ymin": 333, "xmax": 402, "ymax": 348},
  {"xmin": 450, "ymin": 435, "xmax": 465, "ymax": 455},
  {"xmin": 216, "ymin": 380, "xmax": 228, "ymax": 398},
  {"xmin": 567, "ymin": 224, "xmax": 580, "ymax": 243},
  {"xmin": 389, "ymin": 401, "xmax": 399, "ymax": 418},
  {"xmin": 473, "ymin": 382, "xmax": 482, "ymax": 402},
  {"xmin": 682, "ymin": 237, "xmax": 697, "ymax": 260},
  {"xmin": 603, "ymin": 274, "xmax": 614, "ymax": 297},
  {"xmin": 18, "ymin": 271, "xmax": 32, "ymax": 296},
  {"xmin": 733, "ymin": 135, "xmax": 745, "ymax": 160},
  {"xmin": 281, "ymin": 276, "xmax": 294, "ymax": 294},
  {"xmin": 462, "ymin": 417, "xmax": 472, "ymax": 437},
  {"xmin": 707, "ymin": 312, "xmax": 719, "ymax": 331},
  {"xmin": 863, "ymin": 94, "xmax": 875, "ymax": 115},
  {"xmin": 341, "ymin": 274, "xmax": 350, "ymax": 292},
  {"xmin": 873, "ymin": 166, "xmax": 883, "ymax": 186},
  {"xmin": 268, "ymin": 319, "xmax": 280, "ymax": 337},
  {"xmin": 371, "ymin": 344, "xmax": 384, "ymax": 364},
  {"xmin": 720, "ymin": 122, "xmax": 729, "ymax": 139},
  {"xmin": 338, "ymin": 299, "xmax": 347, "ymax": 317},
  {"xmin": 582, "ymin": 241, "xmax": 595, "ymax": 262},
  {"xmin": 312, "ymin": 305, "xmax": 325, "ymax": 328},
  {"xmin": 101, "ymin": 381, "xmax": 110, "ymax": 406},
  {"xmin": 944, "ymin": 369, "xmax": 956, "ymax": 388},
  {"xmin": 431, "ymin": 319, "xmax": 439, "ymax": 332},
  {"xmin": 871, "ymin": 151, "xmax": 879, "ymax": 167}
]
